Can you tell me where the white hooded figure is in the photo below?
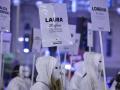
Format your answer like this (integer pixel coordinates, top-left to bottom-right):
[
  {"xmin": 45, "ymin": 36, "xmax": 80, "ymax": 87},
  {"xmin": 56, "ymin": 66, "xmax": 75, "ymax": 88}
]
[
  {"xmin": 7, "ymin": 65, "xmax": 31, "ymax": 90},
  {"xmin": 30, "ymin": 56, "xmax": 63, "ymax": 90},
  {"xmin": 70, "ymin": 52, "xmax": 105, "ymax": 90}
]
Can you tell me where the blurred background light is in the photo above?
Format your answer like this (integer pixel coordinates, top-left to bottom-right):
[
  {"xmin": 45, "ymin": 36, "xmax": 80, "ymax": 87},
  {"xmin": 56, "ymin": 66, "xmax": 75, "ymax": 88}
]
[
  {"xmin": 36, "ymin": 1, "xmax": 43, "ymax": 7},
  {"xmin": 116, "ymin": 7, "xmax": 120, "ymax": 15},
  {"xmin": 65, "ymin": 64, "xmax": 72, "ymax": 70},
  {"xmin": 23, "ymin": 48, "xmax": 30, "ymax": 53},
  {"xmin": 72, "ymin": 0, "xmax": 77, "ymax": 12},
  {"xmin": 18, "ymin": 37, "xmax": 24, "ymax": 42},
  {"xmin": 58, "ymin": 0, "xmax": 63, "ymax": 4},
  {"xmin": 45, "ymin": 49, "xmax": 50, "ymax": 56},
  {"xmin": 5, "ymin": 30, "xmax": 10, "ymax": 32},
  {"xmin": 24, "ymin": 37, "xmax": 29, "ymax": 42},
  {"xmin": 13, "ymin": 0, "xmax": 20, "ymax": 6}
]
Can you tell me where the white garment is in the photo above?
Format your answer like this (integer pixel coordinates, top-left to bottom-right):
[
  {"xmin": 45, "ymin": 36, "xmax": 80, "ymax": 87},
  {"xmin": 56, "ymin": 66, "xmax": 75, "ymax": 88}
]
[
  {"xmin": 84, "ymin": 52, "xmax": 105, "ymax": 90},
  {"xmin": 7, "ymin": 76, "xmax": 31, "ymax": 90},
  {"xmin": 70, "ymin": 52, "xmax": 105, "ymax": 90},
  {"xmin": 65, "ymin": 77, "xmax": 70, "ymax": 90},
  {"xmin": 70, "ymin": 61, "xmax": 91, "ymax": 90},
  {"xmin": 30, "ymin": 56, "xmax": 58, "ymax": 90},
  {"xmin": 25, "ymin": 78, "xmax": 31, "ymax": 89}
]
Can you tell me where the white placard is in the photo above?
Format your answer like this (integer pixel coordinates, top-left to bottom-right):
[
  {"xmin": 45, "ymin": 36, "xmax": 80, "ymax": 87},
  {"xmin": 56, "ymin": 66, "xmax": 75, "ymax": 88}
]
[
  {"xmin": 38, "ymin": 4, "xmax": 72, "ymax": 47},
  {"xmin": 90, "ymin": 0, "xmax": 110, "ymax": 32},
  {"xmin": 59, "ymin": 25, "xmax": 81, "ymax": 55},
  {"xmin": 61, "ymin": 33, "xmax": 80, "ymax": 55},
  {"xmin": 87, "ymin": 23, "xmax": 93, "ymax": 47},
  {"xmin": 59, "ymin": 25, "xmax": 76, "ymax": 53},
  {"xmin": 0, "ymin": 0, "xmax": 10, "ymax": 32},
  {"xmin": 32, "ymin": 28, "xmax": 41, "ymax": 53},
  {"xmin": 0, "ymin": 32, "xmax": 11, "ymax": 53}
]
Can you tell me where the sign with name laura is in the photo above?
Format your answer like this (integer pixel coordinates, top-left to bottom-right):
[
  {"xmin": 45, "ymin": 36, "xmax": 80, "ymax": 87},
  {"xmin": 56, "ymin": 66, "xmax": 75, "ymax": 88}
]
[
  {"xmin": 90, "ymin": 0, "xmax": 110, "ymax": 32},
  {"xmin": 0, "ymin": 0, "xmax": 10, "ymax": 32},
  {"xmin": 32, "ymin": 28, "xmax": 41, "ymax": 53},
  {"xmin": 38, "ymin": 4, "xmax": 72, "ymax": 47},
  {"xmin": 87, "ymin": 23, "xmax": 93, "ymax": 47}
]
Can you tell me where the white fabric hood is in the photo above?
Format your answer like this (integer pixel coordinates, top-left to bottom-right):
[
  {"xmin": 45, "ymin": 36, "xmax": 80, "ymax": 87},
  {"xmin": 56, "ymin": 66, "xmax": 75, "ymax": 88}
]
[
  {"xmin": 84, "ymin": 52, "xmax": 102, "ymax": 70},
  {"xmin": 84, "ymin": 52, "xmax": 105, "ymax": 90},
  {"xmin": 36, "ymin": 56, "xmax": 57, "ymax": 85}
]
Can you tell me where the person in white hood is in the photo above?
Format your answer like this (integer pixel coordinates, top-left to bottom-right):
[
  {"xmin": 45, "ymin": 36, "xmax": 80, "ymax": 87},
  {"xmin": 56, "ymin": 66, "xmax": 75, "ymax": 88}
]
[
  {"xmin": 70, "ymin": 52, "xmax": 106, "ymax": 90},
  {"xmin": 7, "ymin": 65, "xmax": 31, "ymax": 90},
  {"xmin": 30, "ymin": 56, "xmax": 63, "ymax": 90}
]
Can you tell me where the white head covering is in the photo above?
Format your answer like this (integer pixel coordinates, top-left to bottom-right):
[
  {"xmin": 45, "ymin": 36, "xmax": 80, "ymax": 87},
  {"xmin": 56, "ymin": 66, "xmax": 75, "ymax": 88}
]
[
  {"xmin": 36, "ymin": 56, "xmax": 58, "ymax": 86},
  {"xmin": 84, "ymin": 52, "xmax": 102, "ymax": 73},
  {"xmin": 84, "ymin": 52, "xmax": 104, "ymax": 90}
]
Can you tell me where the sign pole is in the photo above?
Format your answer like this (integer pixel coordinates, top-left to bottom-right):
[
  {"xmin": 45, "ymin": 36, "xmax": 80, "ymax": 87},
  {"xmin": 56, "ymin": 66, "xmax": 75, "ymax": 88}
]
[
  {"xmin": 89, "ymin": 47, "xmax": 92, "ymax": 52},
  {"xmin": 0, "ymin": 32, "xmax": 3, "ymax": 77},
  {"xmin": 57, "ymin": 47, "xmax": 65, "ymax": 90},
  {"xmin": 99, "ymin": 31, "xmax": 107, "ymax": 90},
  {"xmin": 31, "ymin": 54, "xmax": 36, "ymax": 86},
  {"xmin": 64, "ymin": 52, "xmax": 67, "ymax": 63},
  {"xmin": 87, "ymin": 23, "xmax": 93, "ymax": 52},
  {"xmin": 0, "ymin": 32, "xmax": 3, "ymax": 89},
  {"xmin": 31, "ymin": 28, "xmax": 42, "ymax": 85},
  {"xmin": 68, "ymin": 57, "xmax": 72, "ymax": 81},
  {"xmin": 63, "ymin": 52, "xmax": 67, "ymax": 90}
]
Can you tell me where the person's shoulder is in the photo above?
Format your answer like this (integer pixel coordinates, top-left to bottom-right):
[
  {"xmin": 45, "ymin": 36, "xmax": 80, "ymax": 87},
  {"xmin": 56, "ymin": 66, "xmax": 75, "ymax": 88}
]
[
  {"xmin": 8, "ymin": 77, "xmax": 19, "ymax": 83},
  {"xmin": 6, "ymin": 77, "xmax": 20, "ymax": 90}
]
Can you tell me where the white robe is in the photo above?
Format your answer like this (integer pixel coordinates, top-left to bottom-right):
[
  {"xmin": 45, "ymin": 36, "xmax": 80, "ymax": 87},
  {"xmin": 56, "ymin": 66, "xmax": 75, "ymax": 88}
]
[{"xmin": 70, "ymin": 62, "xmax": 93, "ymax": 90}]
